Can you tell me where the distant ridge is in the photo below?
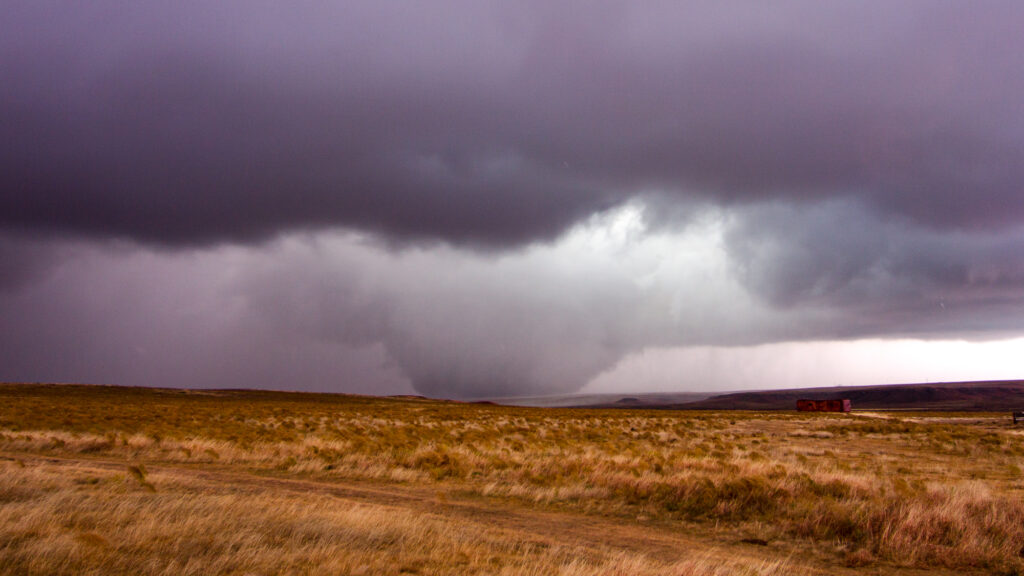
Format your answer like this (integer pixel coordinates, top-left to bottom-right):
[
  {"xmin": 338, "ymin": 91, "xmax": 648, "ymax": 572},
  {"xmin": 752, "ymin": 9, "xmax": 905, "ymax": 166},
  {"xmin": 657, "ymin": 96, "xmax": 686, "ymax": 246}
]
[
  {"xmin": 493, "ymin": 392, "xmax": 714, "ymax": 408},
  {"xmin": 665, "ymin": 380, "xmax": 1024, "ymax": 411},
  {"xmin": 5, "ymin": 381, "xmax": 1023, "ymax": 411}
]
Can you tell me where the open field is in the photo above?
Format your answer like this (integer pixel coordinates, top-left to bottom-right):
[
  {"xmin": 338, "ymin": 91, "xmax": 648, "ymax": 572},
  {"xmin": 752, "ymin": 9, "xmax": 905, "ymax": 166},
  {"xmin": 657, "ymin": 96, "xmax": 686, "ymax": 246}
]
[{"xmin": 2, "ymin": 384, "xmax": 1023, "ymax": 575}]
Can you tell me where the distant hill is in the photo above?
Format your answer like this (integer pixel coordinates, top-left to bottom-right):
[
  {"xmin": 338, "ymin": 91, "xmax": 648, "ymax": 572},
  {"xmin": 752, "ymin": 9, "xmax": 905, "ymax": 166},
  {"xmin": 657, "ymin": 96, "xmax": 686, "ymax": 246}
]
[
  {"xmin": 490, "ymin": 392, "xmax": 714, "ymax": 408},
  {"xmin": 491, "ymin": 381, "xmax": 1024, "ymax": 411},
  {"xmin": 6, "ymin": 380, "xmax": 1023, "ymax": 412},
  {"xmin": 667, "ymin": 380, "xmax": 1024, "ymax": 411}
]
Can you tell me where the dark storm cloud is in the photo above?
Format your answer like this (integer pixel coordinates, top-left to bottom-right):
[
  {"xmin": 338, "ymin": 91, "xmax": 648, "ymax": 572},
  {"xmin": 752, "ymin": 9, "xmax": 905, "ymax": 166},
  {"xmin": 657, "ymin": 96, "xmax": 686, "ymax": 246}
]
[
  {"xmin": 0, "ymin": 213, "xmax": 782, "ymax": 397},
  {"xmin": 0, "ymin": 237, "xmax": 412, "ymax": 394},
  {"xmin": 4, "ymin": 2, "xmax": 1024, "ymax": 247},
  {"xmin": 4, "ymin": 2, "xmax": 1024, "ymax": 398},
  {"xmin": 1, "ymin": 2, "xmax": 613, "ymax": 247},
  {"xmin": 0, "ymin": 207, "xmax": 1021, "ymax": 398},
  {"xmin": 725, "ymin": 199, "xmax": 1024, "ymax": 338}
]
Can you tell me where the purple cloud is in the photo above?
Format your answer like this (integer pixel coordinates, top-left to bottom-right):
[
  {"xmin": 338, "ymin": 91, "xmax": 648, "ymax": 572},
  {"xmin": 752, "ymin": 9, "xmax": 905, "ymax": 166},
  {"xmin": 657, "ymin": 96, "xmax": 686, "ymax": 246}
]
[{"xmin": 2, "ymin": 2, "xmax": 1024, "ymax": 396}]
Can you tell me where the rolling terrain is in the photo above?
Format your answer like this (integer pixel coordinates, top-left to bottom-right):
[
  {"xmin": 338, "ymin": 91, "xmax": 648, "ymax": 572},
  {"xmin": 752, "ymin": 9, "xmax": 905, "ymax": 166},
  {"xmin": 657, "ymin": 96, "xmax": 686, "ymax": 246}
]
[
  {"xmin": 510, "ymin": 381, "xmax": 1024, "ymax": 411},
  {"xmin": 2, "ymin": 383, "xmax": 1023, "ymax": 575},
  {"xmin": 670, "ymin": 380, "xmax": 1024, "ymax": 411},
  {"xmin": 490, "ymin": 391, "xmax": 715, "ymax": 408}
]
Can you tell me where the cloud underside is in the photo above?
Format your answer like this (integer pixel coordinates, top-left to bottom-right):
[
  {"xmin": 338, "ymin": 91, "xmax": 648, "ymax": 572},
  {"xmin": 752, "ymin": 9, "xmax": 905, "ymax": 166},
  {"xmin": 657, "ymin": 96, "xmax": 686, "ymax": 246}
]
[
  {"xmin": 2, "ymin": 202, "xmax": 1022, "ymax": 397},
  {"xmin": 4, "ymin": 2, "xmax": 1024, "ymax": 247},
  {"xmin": 2, "ymin": 2, "xmax": 1024, "ymax": 396}
]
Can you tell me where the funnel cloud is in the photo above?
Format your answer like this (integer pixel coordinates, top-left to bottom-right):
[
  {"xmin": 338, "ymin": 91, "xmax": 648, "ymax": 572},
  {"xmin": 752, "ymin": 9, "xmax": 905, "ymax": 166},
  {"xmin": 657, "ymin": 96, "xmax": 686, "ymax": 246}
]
[{"xmin": 2, "ymin": 2, "xmax": 1024, "ymax": 396}]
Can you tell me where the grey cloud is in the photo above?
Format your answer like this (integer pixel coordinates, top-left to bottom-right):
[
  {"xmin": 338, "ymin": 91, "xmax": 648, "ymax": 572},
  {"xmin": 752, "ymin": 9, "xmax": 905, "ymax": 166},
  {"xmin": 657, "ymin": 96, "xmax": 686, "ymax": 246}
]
[
  {"xmin": 725, "ymin": 199, "xmax": 1024, "ymax": 338},
  {"xmin": 4, "ymin": 2, "xmax": 1024, "ymax": 248},
  {"xmin": 2, "ymin": 202, "xmax": 1022, "ymax": 398},
  {"xmin": 0, "ymin": 237, "xmax": 412, "ymax": 393},
  {"xmin": 231, "ymin": 224, "xmax": 665, "ymax": 397},
  {"xmin": 4, "ymin": 2, "xmax": 1024, "ymax": 398},
  {"xmin": 183, "ymin": 207, "xmax": 858, "ymax": 397},
  {"xmin": 1, "ymin": 2, "xmax": 613, "ymax": 247},
  {"xmin": 0, "ymin": 211, "xmax": 789, "ymax": 397}
]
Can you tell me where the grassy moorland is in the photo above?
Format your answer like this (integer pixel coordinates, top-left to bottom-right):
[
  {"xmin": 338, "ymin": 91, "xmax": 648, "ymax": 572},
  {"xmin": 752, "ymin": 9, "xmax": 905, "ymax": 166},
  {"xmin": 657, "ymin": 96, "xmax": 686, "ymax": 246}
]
[{"xmin": 1, "ymin": 384, "xmax": 1023, "ymax": 575}]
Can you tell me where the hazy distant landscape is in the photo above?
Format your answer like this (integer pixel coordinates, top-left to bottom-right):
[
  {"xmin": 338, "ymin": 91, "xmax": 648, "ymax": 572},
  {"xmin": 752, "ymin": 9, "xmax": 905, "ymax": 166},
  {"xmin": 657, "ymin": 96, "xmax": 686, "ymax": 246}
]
[
  {"xmin": 2, "ymin": 383, "xmax": 1023, "ymax": 575},
  {"xmin": 539, "ymin": 381, "xmax": 1024, "ymax": 412},
  {"xmin": 489, "ymin": 391, "xmax": 715, "ymax": 408}
]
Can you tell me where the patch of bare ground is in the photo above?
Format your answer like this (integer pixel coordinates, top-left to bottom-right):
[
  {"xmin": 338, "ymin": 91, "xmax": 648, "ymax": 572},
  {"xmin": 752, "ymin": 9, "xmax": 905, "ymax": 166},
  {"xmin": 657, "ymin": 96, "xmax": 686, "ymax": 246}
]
[
  {"xmin": 1, "ymin": 453, "xmax": 958, "ymax": 576},
  {"xmin": 0, "ymin": 454, "xmax": 805, "ymax": 576}
]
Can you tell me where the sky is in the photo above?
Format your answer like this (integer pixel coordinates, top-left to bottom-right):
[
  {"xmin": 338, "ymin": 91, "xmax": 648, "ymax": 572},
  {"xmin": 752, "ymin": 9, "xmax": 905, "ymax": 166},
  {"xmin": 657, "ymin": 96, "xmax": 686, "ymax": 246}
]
[{"xmin": 2, "ymin": 1, "xmax": 1024, "ymax": 398}]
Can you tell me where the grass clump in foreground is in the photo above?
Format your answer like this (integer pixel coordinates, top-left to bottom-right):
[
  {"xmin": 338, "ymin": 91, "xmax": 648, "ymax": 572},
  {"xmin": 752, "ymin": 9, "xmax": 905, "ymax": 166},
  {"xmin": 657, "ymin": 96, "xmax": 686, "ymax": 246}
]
[
  {"xmin": 2, "ymin": 383, "xmax": 1024, "ymax": 574},
  {"xmin": 1, "ymin": 459, "xmax": 806, "ymax": 576}
]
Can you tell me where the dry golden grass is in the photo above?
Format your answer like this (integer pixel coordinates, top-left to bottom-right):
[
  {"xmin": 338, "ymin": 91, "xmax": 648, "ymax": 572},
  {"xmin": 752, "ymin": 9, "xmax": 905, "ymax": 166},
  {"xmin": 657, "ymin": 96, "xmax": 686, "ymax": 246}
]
[
  {"xmin": 2, "ymin": 383, "xmax": 1023, "ymax": 574},
  {"xmin": 0, "ymin": 459, "xmax": 800, "ymax": 576}
]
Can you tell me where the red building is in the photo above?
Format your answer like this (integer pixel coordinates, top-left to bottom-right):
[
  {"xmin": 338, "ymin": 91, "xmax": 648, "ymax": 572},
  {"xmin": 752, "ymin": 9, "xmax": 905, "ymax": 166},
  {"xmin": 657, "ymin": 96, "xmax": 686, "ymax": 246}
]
[{"xmin": 796, "ymin": 399, "xmax": 852, "ymax": 412}]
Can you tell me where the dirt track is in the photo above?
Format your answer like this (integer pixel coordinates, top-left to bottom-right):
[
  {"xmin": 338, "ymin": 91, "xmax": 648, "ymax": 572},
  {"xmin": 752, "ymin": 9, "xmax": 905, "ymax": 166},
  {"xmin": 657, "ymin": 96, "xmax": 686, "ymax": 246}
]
[{"xmin": 1, "ymin": 451, "xmax": 971, "ymax": 576}]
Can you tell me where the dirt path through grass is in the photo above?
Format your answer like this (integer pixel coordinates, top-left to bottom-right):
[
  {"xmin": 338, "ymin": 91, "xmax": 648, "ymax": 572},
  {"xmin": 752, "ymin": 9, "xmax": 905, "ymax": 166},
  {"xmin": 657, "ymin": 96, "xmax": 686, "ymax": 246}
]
[{"xmin": 0, "ymin": 451, "xmax": 969, "ymax": 576}]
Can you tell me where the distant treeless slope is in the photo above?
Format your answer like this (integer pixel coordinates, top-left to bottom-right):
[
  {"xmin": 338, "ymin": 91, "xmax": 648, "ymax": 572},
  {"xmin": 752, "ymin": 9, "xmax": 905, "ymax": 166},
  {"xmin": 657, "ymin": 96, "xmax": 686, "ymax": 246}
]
[
  {"xmin": 665, "ymin": 380, "xmax": 1024, "ymax": 411},
  {"xmin": 492, "ymin": 392, "xmax": 714, "ymax": 408}
]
